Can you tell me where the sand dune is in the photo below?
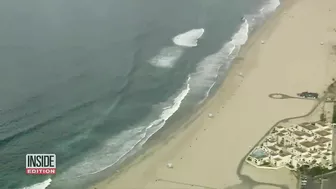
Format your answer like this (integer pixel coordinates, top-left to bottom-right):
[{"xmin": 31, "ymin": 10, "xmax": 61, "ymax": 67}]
[{"xmin": 92, "ymin": 0, "xmax": 336, "ymax": 188}]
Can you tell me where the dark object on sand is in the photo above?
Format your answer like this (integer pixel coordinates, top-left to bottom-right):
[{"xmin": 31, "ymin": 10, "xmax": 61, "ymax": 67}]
[{"xmin": 297, "ymin": 91, "xmax": 318, "ymax": 99}]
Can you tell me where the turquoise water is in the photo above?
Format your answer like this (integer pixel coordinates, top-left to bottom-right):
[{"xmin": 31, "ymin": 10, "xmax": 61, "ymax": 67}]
[{"xmin": 0, "ymin": 0, "xmax": 280, "ymax": 188}]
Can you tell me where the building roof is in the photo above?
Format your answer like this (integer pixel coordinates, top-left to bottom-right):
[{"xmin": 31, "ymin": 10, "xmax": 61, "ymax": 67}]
[
  {"xmin": 277, "ymin": 132, "xmax": 285, "ymax": 137},
  {"xmin": 304, "ymin": 154, "xmax": 311, "ymax": 158},
  {"xmin": 293, "ymin": 131, "xmax": 306, "ymax": 136},
  {"xmin": 295, "ymin": 148, "xmax": 307, "ymax": 153},
  {"xmin": 318, "ymin": 143, "xmax": 326, "ymax": 147},
  {"xmin": 280, "ymin": 130, "xmax": 287, "ymax": 134},
  {"xmin": 300, "ymin": 124, "xmax": 318, "ymax": 131},
  {"xmin": 315, "ymin": 121, "xmax": 328, "ymax": 127},
  {"xmin": 300, "ymin": 141, "xmax": 317, "ymax": 148},
  {"xmin": 268, "ymin": 146, "xmax": 278, "ymax": 152},
  {"xmin": 315, "ymin": 130, "xmax": 331, "ymax": 136},
  {"xmin": 268, "ymin": 138, "xmax": 277, "ymax": 143},
  {"xmin": 300, "ymin": 122, "xmax": 311, "ymax": 126},
  {"xmin": 274, "ymin": 157, "xmax": 282, "ymax": 161},
  {"xmin": 279, "ymin": 151, "xmax": 291, "ymax": 157},
  {"xmin": 306, "ymin": 133, "xmax": 314, "ymax": 137},
  {"xmin": 316, "ymin": 137, "xmax": 331, "ymax": 143}
]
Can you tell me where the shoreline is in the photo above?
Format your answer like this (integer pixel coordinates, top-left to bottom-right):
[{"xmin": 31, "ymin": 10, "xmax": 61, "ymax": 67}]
[
  {"xmin": 88, "ymin": 1, "xmax": 287, "ymax": 187},
  {"xmin": 83, "ymin": 1, "xmax": 282, "ymax": 188},
  {"xmin": 90, "ymin": 0, "xmax": 336, "ymax": 188},
  {"xmin": 86, "ymin": 2, "xmax": 281, "ymax": 188}
]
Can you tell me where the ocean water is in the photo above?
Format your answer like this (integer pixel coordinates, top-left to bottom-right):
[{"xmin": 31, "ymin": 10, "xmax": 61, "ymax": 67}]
[{"xmin": 0, "ymin": 0, "xmax": 280, "ymax": 188}]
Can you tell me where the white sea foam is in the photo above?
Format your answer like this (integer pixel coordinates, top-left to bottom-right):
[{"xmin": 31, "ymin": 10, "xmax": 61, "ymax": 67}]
[
  {"xmin": 190, "ymin": 19, "xmax": 249, "ymax": 99},
  {"xmin": 150, "ymin": 28, "xmax": 205, "ymax": 68},
  {"xmin": 259, "ymin": 0, "xmax": 281, "ymax": 15},
  {"xmin": 173, "ymin": 28, "xmax": 205, "ymax": 47},
  {"xmin": 22, "ymin": 178, "xmax": 52, "ymax": 189},
  {"xmin": 149, "ymin": 46, "xmax": 184, "ymax": 68},
  {"xmin": 55, "ymin": 77, "xmax": 191, "ymax": 179},
  {"xmin": 37, "ymin": 0, "xmax": 281, "ymax": 185},
  {"xmin": 192, "ymin": 0, "xmax": 280, "ymax": 101}
]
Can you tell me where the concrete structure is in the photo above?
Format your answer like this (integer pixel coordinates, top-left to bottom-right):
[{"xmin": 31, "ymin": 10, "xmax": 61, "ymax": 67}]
[{"xmin": 246, "ymin": 121, "xmax": 334, "ymax": 170}]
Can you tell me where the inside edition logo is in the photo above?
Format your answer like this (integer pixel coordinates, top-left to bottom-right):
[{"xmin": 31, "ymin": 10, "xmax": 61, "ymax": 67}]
[{"xmin": 26, "ymin": 154, "xmax": 56, "ymax": 175}]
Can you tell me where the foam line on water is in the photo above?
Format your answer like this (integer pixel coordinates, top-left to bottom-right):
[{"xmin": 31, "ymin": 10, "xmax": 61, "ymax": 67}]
[
  {"xmin": 21, "ymin": 178, "xmax": 52, "ymax": 189},
  {"xmin": 192, "ymin": 0, "xmax": 280, "ymax": 101},
  {"xmin": 37, "ymin": 0, "xmax": 280, "ymax": 185},
  {"xmin": 259, "ymin": 0, "xmax": 280, "ymax": 15},
  {"xmin": 190, "ymin": 19, "xmax": 249, "ymax": 99},
  {"xmin": 149, "ymin": 28, "xmax": 205, "ymax": 68},
  {"xmin": 149, "ymin": 46, "xmax": 183, "ymax": 68},
  {"xmin": 55, "ymin": 77, "xmax": 191, "ymax": 180},
  {"xmin": 173, "ymin": 28, "xmax": 205, "ymax": 47}
]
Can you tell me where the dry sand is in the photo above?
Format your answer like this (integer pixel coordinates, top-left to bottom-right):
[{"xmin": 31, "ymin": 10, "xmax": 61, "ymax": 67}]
[{"xmin": 92, "ymin": 0, "xmax": 336, "ymax": 188}]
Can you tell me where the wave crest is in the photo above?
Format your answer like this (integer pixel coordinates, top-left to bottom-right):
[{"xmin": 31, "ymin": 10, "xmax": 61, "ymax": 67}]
[
  {"xmin": 22, "ymin": 178, "xmax": 52, "ymax": 189},
  {"xmin": 172, "ymin": 28, "xmax": 205, "ymax": 47},
  {"xmin": 190, "ymin": 19, "xmax": 249, "ymax": 98}
]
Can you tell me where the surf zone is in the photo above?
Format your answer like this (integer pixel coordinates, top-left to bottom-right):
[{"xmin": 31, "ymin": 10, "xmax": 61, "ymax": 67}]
[{"xmin": 26, "ymin": 154, "xmax": 56, "ymax": 175}]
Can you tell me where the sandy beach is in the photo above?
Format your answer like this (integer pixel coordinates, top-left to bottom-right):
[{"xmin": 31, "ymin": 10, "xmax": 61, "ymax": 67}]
[{"xmin": 92, "ymin": 0, "xmax": 336, "ymax": 188}]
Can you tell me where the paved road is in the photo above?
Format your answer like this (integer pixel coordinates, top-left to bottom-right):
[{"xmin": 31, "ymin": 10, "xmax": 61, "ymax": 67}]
[
  {"xmin": 304, "ymin": 177, "xmax": 320, "ymax": 189},
  {"xmin": 321, "ymin": 174, "xmax": 336, "ymax": 189},
  {"xmin": 303, "ymin": 173, "xmax": 336, "ymax": 189}
]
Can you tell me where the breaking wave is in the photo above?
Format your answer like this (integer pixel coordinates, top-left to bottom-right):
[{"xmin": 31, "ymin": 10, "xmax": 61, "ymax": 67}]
[
  {"xmin": 54, "ymin": 0, "xmax": 280, "ymax": 184},
  {"xmin": 190, "ymin": 19, "xmax": 249, "ymax": 97},
  {"xmin": 260, "ymin": 0, "xmax": 280, "ymax": 15},
  {"xmin": 55, "ymin": 77, "xmax": 191, "ymax": 180},
  {"xmin": 149, "ymin": 28, "xmax": 205, "ymax": 68},
  {"xmin": 22, "ymin": 178, "xmax": 52, "ymax": 189},
  {"xmin": 23, "ymin": 0, "xmax": 281, "ymax": 188},
  {"xmin": 172, "ymin": 28, "xmax": 205, "ymax": 47},
  {"xmin": 190, "ymin": 0, "xmax": 280, "ymax": 100}
]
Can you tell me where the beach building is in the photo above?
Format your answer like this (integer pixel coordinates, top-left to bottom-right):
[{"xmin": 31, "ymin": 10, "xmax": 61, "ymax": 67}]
[
  {"xmin": 246, "ymin": 121, "xmax": 334, "ymax": 170},
  {"xmin": 298, "ymin": 123, "xmax": 319, "ymax": 135},
  {"xmin": 274, "ymin": 125, "xmax": 285, "ymax": 132},
  {"xmin": 314, "ymin": 121, "xmax": 330, "ymax": 128},
  {"xmin": 265, "ymin": 137, "xmax": 277, "ymax": 146},
  {"xmin": 300, "ymin": 141, "xmax": 317, "ymax": 151}
]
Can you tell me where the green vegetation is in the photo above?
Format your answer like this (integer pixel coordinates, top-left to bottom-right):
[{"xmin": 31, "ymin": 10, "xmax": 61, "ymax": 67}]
[
  {"xmin": 320, "ymin": 113, "xmax": 326, "ymax": 122},
  {"xmin": 298, "ymin": 165, "xmax": 310, "ymax": 175},
  {"xmin": 333, "ymin": 103, "xmax": 336, "ymax": 123},
  {"xmin": 298, "ymin": 165, "xmax": 336, "ymax": 177},
  {"xmin": 308, "ymin": 167, "xmax": 329, "ymax": 177}
]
